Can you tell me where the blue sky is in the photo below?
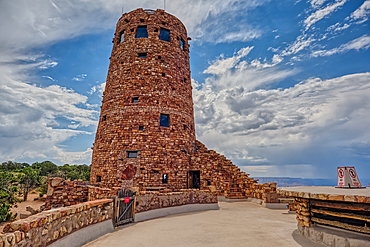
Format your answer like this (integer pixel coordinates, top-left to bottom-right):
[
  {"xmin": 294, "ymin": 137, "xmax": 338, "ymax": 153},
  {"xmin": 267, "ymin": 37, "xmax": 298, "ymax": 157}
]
[{"xmin": 0, "ymin": 0, "xmax": 369, "ymax": 180}]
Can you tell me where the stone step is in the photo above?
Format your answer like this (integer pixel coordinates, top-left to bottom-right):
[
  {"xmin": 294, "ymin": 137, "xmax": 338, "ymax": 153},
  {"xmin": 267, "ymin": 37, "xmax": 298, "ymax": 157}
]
[{"xmin": 225, "ymin": 196, "xmax": 248, "ymax": 199}]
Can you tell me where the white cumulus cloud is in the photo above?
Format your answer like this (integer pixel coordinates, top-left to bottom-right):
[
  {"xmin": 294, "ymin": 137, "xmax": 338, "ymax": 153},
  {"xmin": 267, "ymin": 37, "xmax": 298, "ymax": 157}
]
[{"xmin": 194, "ymin": 72, "xmax": 370, "ymax": 177}]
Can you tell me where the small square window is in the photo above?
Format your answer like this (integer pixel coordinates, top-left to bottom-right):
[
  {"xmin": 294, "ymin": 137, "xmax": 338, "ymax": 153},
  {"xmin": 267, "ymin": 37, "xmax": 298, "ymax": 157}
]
[
  {"xmin": 180, "ymin": 39, "xmax": 185, "ymax": 50},
  {"xmin": 162, "ymin": 73, "xmax": 165, "ymax": 77},
  {"xmin": 160, "ymin": 114, "xmax": 169, "ymax": 127},
  {"xmin": 102, "ymin": 115, "xmax": 106, "ymax": 121},
  {"xmin": 139, "ymin": 126, "xmax": 144, "ymax": 130},
  {"xmin": 183, "ymin": 125, "xmax": 187, "ymax": 130},
  {"xmin": 158, "ymin": 55, "xmax": 161, "ymax": 60},
  {"xmin": 119, "ymin": 30, "xmax": 125, "ymax": 43},
  {"xmin": 159, "ymin": 28, "xmax": 170, "ymax": 42},
  {"xmin": 162, "ymin": 174, "xmax": 168, "ymax": 184},
  {"xmin": 207, "ymin": 179, "xmax": 211, "ymax": 186},
  {"xmin": 127, "ymin": 151, "xmax": 138, "ymax": 158},
  {"xmin": 138, "ymin": 53, "xmax": 147, "ymax": 58},
  {"xmin": 136, "ymin": 26, "xmax": 148, "ymax": 38},
  {"xmin": 132, "ymin": 97, "xmax": 139, "ymax": 103},
  {"xmin": 97, "ymin": 176, "xmax": 102, "ymax": 182}
]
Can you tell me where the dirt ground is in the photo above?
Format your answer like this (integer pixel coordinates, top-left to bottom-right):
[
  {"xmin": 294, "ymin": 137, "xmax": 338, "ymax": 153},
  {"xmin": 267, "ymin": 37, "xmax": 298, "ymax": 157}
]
[{"xmin": 0, "ymin": 193, "xmax": 45, "ymax": 232}]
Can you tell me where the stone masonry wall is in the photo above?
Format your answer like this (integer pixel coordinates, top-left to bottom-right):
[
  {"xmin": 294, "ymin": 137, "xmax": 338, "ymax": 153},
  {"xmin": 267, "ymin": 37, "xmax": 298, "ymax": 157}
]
[
  {"xmin": 1, "ymin": 199, "xmax": 112, "ymax": 247},
  {"xmin": 90, "ymin": 8, "xmax": 196, "ymax": 190},
  {"xmin": 45, "ymin": 178, "xmax": 118, "ymax": 210},
  {"xmin": 45, "ymin": 178, "xmax": 217, "ymax": 215},
  {"xmin": 190, "ymin": 141, "xmax": 257, "ymax": 198},
  {"xmin": 88, "ymin": 8, "xmax": 260, "ymax": 197},
  {"xmin": 135, "ymin": 189, "xmax": 217, "ymax": 213},
  {"xmin": 250, "ymin": 182, "xmax": 279, "ymax": 203}
]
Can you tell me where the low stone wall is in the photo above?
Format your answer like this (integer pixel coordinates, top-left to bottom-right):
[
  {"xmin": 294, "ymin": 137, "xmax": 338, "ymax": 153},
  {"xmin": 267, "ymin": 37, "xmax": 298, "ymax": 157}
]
[
  {"xmin": 87, "ymin": 186, "xmax": 120, "ymax": 201},
  {"xmin": 135, "ymin": 189, "xmax": 217, "ymax": 213},
  {"xmin": 249, "ymin": 182, "xmax": 279, "ymax": 203},
  {"xmin": 278, "ymin": 187, "xmax": 370, "ymax": 235},
  {"xmin": 1, "ymin": 199, "xmax": 113, "ymax": 247},
  {"xmin": 45, "ymin": 178, "xmax": 118, "ymax": 210}
]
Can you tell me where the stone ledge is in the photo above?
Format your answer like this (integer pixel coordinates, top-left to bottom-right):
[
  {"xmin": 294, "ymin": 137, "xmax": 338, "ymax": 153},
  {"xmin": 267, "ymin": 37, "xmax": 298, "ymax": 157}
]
[
  {"xmin": 135, "ymin": 203, "xmax": 219, "ymax": 222},
  {"xmin": 49, "ymin": 219, "xmax": 114, "ymax": 247},
  {"xmin": 277, "ymin": 187, "xmax": 370, "ymax": 203},
  {"xmin": 218, "ymin": 196, "xmax": 249, "ymax": 202},
  {"xmin": 298, "ymin": 223, "xmax": 370, "ymax": 247}
]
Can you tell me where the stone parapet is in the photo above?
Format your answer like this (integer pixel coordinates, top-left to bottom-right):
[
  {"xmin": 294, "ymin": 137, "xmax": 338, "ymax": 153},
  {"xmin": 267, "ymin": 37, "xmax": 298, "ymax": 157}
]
[
  {"xmin": 277, "ymin": 187, "xmax": 370, "ymax": 203},
  {"xmin": 249, "ymin": 182, "xmax": 278, "ymax": 203},
  {"xmin": 1, "ymin": 199, "xmax": 113, "ymax": 247},
  {"xmin": 45, "ymin": 178, "xmax": 118, "ymax": 210},
  {"xmin": 135, "ymin": 189, "xmax": 217, "ymax": 213},
  {"xmin": 278, "ymin": 187, "xmax": 370, "ymax": 235}
]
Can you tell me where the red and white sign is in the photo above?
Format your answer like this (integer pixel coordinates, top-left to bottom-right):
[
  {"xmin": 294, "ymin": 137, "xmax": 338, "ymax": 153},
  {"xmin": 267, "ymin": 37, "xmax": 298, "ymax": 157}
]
[
  {"xmin": 347, "ymin": 167, "xmax": 362, "ymax": 187},
  {"xmin": 337, "ymin": 167, "xmax": 345, "ymax": 187},
  {"xmin": 337, "ymin": 166, "xmax": 362, "ymax": 188}
]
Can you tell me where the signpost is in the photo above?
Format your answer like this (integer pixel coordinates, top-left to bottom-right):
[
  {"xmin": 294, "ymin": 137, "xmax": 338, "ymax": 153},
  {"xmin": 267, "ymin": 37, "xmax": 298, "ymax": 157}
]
[{"xmin": 337, "ymin": 166, "xmax": 363, "ymax": 188}]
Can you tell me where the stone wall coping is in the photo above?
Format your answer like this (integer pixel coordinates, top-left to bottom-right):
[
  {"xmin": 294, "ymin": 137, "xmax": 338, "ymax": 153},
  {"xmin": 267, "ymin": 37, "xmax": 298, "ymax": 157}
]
[
  {"xmin": 3, "ymin": 199, "xmax": 113, "ymax": 233},
  {"xmin": 277, "ymin": 186, "xmax": 370, "ymax": 203},
  {"xmin": 138, "ymin": 190, "xmax": 215, "ymax": 195}
]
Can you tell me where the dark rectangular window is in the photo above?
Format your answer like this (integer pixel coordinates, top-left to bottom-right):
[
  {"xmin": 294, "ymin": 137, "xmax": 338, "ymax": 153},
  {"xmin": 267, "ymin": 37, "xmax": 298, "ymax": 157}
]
[
  {"xmin": 102, "ymin": 115, "xmax": 106, "ymax": 121},
  {"xmin": 159, "ymin": 28, "xmax": 170, "ymax": 42},
  {"xmin": 181, "ymin": 39, "xmax": 185, "ymax": 50},
  {"xmin": 136, "ymin": 26, "xmax": 148, "ymax": 38},
  {"xmin": 138, "ymin": 53, "xmax": 147, "ymax": 58},
  {"xmin": 160, "ymin": 114, "xmax": 169, "ymax": 127},
  {"xmin": 139, "ymin": 126, "xmax": 144, "ymax": 130},
  {"xmin": 162, "ymin": 174, "xmax": 168, "ymax": 184},
  {"xmin": 127, "ymin": 151, "xmax": 138, "ymax": 158},
  {"xmin": 97, "ymin": 176, "xmax": 101, "ymax": 182},
  {"xmin": 207, "ymin": 179, "xmax": 211, "ymax": 186},
  {"xmin": 120, "ymin": 30, "xmax": 125, "ymax": 43},
  {"xmin": 132, "ymin": 97, "xmax": 139, "ymax": 103},
  {"xmin": 183, "ymin": 125, "xmax": 187, "ymax": 130}
]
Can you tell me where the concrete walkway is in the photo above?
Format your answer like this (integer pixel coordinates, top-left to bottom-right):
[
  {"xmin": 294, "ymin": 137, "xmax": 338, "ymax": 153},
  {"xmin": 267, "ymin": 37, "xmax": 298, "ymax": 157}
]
[{"xmin": 84, "ymin": 201, "xmax": 325, "ymax": 247}]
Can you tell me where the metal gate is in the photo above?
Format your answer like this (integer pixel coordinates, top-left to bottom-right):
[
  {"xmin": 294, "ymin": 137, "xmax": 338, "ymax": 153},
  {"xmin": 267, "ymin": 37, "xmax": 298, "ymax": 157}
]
[{"xmin": 113, "ymin": 188, "xmax": 136, "ymax": 227}]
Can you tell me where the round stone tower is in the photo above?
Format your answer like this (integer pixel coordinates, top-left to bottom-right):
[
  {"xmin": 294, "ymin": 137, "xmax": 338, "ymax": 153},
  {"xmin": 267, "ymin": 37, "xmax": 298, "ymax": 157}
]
[{"xmin": 90, "ymin": 8, "xmax": 195, "ymax": 190}]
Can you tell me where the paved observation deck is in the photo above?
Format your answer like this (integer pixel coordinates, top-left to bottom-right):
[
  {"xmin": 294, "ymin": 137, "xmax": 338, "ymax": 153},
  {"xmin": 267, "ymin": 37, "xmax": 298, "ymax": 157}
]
[{"xmin": 84, "ymin": 201, "xmax": 325, "ymax": 247}]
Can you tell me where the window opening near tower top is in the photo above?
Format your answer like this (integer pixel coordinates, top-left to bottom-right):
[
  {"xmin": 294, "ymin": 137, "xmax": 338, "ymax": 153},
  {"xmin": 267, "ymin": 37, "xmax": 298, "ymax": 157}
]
[
  {"xmin": 136, "ymin": 26, "xmax": 148, "ymax": 38},
  {"xmin": 160, "ymin": 114, "xmax": 169, "ymax": 127},
  {"xmin": 120, "ymin": 30, "xmax": 125, "ymax": 43},
  {"xmin": 159, "ymin": 28, "xmax": 170, "ymax": 42}
]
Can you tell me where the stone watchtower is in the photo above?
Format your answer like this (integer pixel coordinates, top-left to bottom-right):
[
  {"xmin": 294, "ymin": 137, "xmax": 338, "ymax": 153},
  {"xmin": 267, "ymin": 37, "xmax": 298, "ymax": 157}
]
[{"xmin": 90, "ymin": 8, "xmax": 196, "ymax": 189}]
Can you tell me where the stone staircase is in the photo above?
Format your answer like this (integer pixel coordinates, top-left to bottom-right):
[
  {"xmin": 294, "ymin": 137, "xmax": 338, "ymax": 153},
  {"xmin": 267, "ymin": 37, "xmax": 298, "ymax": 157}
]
[{"xmin": 192, "ymin": 140, "xmax": 257, "ymax": 199}]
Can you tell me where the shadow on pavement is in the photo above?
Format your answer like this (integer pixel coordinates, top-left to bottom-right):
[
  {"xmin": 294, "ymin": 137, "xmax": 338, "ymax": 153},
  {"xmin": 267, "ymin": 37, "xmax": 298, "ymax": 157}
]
[{"xmin": 292, "ymin": 229, "xmax": 325, "ymax": 247}]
